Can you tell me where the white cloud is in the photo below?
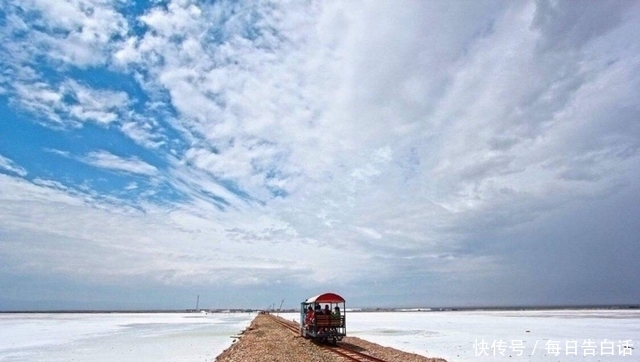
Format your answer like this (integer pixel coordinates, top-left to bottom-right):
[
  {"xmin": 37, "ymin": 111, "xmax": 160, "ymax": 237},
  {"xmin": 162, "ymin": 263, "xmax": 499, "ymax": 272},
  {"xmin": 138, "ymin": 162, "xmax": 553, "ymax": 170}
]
[
  {"xmin": 124, "ymin": 182, "xmax": 138, "ymax": 190},
  {"xmin": 354, "ymin": 226, "xmax": 382, "ymax": 240},
  {"xmin": 0, "ymin": 173, "xmax": 358, "ymax": 287},
  {"xmin": 0, "ymin": 155, "xmax": 27, "ymax": 177},
  {"xmin": 83, "ymin": 151, "xmax": 158, "ymax": 176},
  {"xmin": 0, "ymin": 174, "xmax": 82, "ymax": 205},
  {"xmin": 11, "ymin": 80, "xmax": 130, "ymax": 127},
  {"xmin": 113, "ymin": 1, "xmax": 323, "ymax": 199},
  {"xmin": 13, "ymin": 81, "xmax": 65, "ymax": 124},
  {"xmin": 13, "ymin": 0, "xmax": 128, "ymax": 66},
  {"xmin": 64, "ymin": 81, "xmax": 130, "ymax": 124},
  {"xmin": 119, "ymin": 119, "xmax": 167, "ymax": 149}
]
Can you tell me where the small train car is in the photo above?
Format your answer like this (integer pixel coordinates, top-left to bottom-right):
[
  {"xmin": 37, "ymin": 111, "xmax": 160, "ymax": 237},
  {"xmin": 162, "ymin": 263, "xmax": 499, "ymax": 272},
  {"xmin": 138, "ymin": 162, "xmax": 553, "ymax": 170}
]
[{"xmin": 300, "ymin": 292, "xmax": 346, "ymax": 344}]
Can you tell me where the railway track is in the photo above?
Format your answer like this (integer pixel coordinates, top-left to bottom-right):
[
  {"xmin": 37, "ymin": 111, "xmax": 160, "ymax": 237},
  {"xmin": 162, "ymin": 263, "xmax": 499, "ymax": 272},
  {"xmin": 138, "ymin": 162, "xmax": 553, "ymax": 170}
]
[
  {"xmin": 268, "ymin": 314, "xmax": 390, "ymax": 362},
  {"xmin": 269, "ymin": 315, "xmax": 300, "ymax": 334}
]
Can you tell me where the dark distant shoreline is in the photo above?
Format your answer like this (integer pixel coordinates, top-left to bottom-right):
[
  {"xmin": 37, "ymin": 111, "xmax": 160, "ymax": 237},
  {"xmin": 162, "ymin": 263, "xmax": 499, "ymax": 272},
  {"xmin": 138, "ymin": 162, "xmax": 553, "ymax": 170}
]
[
  {"xmin": 1, "ymin": 304, "xmax": 638, "ymax": 314},
  {"xmin": 0, "ymin": 309, "xmax": 254, "ymax": 314}
]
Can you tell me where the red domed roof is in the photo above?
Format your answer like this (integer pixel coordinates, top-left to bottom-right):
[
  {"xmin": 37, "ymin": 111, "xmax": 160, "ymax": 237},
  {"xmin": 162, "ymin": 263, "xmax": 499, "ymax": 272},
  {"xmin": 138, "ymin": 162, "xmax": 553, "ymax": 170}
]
[{"xmin": 305, "ymin": 292, "xmax": 345, "ymax": 303}]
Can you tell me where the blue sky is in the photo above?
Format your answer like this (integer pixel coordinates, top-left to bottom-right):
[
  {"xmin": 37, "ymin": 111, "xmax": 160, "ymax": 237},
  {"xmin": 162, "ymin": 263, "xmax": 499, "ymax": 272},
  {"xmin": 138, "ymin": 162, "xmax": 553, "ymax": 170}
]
[{"xmin": 1, "ymin": 0, "xmax": 639, "ymax": 310}]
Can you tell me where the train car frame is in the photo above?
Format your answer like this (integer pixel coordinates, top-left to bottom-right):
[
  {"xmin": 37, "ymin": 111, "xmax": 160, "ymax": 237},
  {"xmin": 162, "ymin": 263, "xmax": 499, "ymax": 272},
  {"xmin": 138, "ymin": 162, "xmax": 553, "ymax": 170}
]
[{"xmin": 300, "ymin": 292, "xmax": 346, "ymax": 344}]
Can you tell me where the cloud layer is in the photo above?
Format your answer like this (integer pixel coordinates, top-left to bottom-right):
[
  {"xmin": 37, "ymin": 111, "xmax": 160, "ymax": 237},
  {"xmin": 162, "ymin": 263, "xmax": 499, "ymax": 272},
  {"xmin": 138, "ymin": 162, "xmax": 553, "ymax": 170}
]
[{"xmin": 1, "ymin": 0, "xmax": 639, "ymax": 309}]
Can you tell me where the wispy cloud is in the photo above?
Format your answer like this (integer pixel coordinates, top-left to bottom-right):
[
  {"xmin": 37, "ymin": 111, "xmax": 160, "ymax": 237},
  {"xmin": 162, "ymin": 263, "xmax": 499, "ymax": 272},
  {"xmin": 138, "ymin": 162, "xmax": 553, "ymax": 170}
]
[
  {"xmin": 11, "ymin": 80, "xmax": 130, "ymax": 127},
  {"xmin": 0, "ymin": 155, "xmax": 27, "ymax": 177},
  {"xmin": 82, "ymin": 151, "xmax": 158, "ymax": 176}
]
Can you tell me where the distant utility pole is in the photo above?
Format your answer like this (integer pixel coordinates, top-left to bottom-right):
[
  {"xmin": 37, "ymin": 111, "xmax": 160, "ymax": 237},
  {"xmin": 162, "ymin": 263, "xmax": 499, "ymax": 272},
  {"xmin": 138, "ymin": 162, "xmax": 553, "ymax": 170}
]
[{"xmin": 277, "ymin": 299, "xmax": 284, "ymax": 316}]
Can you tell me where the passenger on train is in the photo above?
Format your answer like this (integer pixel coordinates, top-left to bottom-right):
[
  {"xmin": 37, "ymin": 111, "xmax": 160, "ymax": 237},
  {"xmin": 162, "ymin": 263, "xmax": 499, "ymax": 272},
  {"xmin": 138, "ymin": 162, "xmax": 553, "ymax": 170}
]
[
  {"xmin": 323, "ymin": 304, "xmax": 331, "ymax": 315},
  {"xmin": 304, "ymin": 306, "xmax": 315, "ymax": 329},
  {"xmin": 332, "ymin": 306, "xmax": 341, "ymax": 319}
]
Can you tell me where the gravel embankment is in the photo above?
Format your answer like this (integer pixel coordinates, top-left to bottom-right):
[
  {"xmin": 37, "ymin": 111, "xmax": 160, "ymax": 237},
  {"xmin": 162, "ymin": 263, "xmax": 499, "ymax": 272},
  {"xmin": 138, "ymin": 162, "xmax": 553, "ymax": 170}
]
[{"xmin": 215, "ymin": 314, "xmax": 447, "ymax": 362}]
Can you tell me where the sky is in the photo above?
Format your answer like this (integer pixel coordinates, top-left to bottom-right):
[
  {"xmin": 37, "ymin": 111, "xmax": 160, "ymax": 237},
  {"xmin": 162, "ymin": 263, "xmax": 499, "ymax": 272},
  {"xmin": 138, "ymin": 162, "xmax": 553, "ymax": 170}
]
[{"xmin": 0, "ymin": 0, "xmax": 639, "ymax": 311}]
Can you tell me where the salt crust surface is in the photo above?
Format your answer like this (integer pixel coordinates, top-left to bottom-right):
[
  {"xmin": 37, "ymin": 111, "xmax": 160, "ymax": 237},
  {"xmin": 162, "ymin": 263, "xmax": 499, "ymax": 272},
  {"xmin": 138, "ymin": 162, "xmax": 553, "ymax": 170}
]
[{"xmin": 1, "ymin": 310, "xmax": 638, "ymax": 362}]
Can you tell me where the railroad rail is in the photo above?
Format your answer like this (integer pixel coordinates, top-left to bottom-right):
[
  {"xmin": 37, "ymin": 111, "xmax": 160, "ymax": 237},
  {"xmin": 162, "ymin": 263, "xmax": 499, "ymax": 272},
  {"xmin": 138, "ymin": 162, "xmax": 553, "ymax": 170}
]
[{"xmin": 268, "ymin": 314, "xmax": 389, "ymax": 362}]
